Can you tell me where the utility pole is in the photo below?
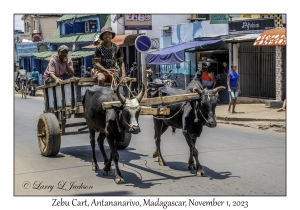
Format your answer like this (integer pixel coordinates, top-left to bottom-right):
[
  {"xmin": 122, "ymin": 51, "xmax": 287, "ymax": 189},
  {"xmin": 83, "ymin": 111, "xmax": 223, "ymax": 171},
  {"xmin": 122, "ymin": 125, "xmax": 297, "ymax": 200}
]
[
  {"xmin": 136, "ymin": 30, "xmax": 140, "ymax": 93},
  {"xmin": 141, "ymin": 52, "xmax": 147, "ymax": 98}
]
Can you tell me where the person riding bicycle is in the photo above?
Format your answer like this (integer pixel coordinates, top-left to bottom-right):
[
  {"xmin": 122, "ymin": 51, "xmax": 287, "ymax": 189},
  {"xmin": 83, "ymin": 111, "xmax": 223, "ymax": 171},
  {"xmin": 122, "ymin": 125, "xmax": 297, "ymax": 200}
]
[
  {"xmin": 43, "ymin": 45, "xmax": 74, "ymax": 85},
  {"xmin": 92, "ymin": 26, "xmax": 125, "ymax": 86},
  {"xmin": 16, "ymin": 66, "xmax": 28, "ymax": 90}
]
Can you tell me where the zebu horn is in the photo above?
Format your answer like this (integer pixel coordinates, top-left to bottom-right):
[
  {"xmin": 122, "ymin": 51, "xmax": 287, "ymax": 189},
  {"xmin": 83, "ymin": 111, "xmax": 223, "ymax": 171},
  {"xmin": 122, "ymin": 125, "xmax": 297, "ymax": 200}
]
[
  {"xmin": 136, "ymin": 83, "xmax": 145, "ymax": 102},
  {"xmin": 116, "ymin": 83, "xmax": 126, "ymax": 104},
  {"xmin": 213, "ymin": 86, "xmax": 226, "ymax": 94},
  {"xmin": 193, "ymin": 87, "xmax": 204, "ymax": 95}
]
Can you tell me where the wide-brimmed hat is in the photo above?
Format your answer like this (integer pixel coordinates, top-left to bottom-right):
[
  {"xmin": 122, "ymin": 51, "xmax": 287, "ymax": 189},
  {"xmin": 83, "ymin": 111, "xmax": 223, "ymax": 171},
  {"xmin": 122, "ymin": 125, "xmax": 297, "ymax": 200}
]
[{"xmin": 99, "ymin": 26, "xmax": 116, "ymax": 40}]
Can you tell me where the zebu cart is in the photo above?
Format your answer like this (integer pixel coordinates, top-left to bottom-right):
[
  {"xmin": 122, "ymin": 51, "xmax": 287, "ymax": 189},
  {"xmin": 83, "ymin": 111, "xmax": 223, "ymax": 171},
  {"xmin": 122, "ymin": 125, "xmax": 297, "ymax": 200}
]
[{"xmin": 36, "ymin": 77, "xmax": 199, "ymax": 157}]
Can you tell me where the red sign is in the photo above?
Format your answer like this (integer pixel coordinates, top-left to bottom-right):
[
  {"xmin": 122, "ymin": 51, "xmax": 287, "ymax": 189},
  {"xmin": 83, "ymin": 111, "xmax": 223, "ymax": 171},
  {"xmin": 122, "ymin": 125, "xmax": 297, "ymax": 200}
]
[{"xmin": 32, "ymin": 33, "xmax": 42, "ymax": 42}]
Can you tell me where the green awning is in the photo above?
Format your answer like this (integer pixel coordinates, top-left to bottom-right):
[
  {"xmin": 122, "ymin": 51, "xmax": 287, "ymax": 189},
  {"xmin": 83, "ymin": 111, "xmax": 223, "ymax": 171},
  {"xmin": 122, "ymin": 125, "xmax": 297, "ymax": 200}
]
[
  {"xmin": 33, "ymin": 51, "xmax": 95, "ymax": 61},
  {"xmin": 50, "ymin": 28, "xmax": 99, "ymax": 43},
  {"xmin": 57, "ymin": 14, "xmax": 96, "ymax": 22},
  {"xmin": 33, "ymin": 51, "xmax": 56, "ymax": 60}
]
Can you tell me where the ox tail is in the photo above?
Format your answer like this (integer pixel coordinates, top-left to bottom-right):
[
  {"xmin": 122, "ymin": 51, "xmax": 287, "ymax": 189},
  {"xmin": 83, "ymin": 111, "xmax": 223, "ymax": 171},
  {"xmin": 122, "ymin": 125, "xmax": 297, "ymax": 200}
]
[{"xmin": 172, "ymin": 127, "xmax": 176, "ymax": 135}]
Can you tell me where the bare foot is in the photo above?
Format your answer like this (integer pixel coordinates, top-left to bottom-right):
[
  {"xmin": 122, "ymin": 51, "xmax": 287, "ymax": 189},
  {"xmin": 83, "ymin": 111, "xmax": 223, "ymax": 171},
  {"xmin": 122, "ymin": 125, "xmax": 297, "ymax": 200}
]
[
  {"xmin": 277, "ymin": 108, "xmax": 286, "ymax": 112},
  {"xmin": 232, "ymin": 110, "xmax": 237, "ymax": 113}
]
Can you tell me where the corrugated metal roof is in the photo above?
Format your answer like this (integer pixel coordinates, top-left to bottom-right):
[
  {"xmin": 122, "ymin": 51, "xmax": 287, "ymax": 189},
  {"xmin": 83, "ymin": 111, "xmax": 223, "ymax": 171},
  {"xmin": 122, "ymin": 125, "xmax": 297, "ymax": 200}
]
[
  {"xmin": 33, "ymin": 51, "xmax": 56, "ymax": 60},
  {"xmin": 57, "ymin": 14, "xmax": 96, "ymax": 22},
  {"xmin": 50, "ymin": 28, "xmax": 99, "ymax": 43},
  {"xmin": 223, "ymin": 34, "xmax": 261, "ymax": 42},
  {"xmin": 33, "ymin": 51, "xmax": 95, "ymax": 60}
]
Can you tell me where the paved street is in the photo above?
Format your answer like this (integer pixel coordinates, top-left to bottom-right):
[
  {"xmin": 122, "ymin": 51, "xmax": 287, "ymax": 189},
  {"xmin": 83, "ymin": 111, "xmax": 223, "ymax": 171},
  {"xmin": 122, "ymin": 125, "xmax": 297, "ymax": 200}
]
[{"xmin": 14, "ymin": 94, "xmax": 286, "ymax": 196}]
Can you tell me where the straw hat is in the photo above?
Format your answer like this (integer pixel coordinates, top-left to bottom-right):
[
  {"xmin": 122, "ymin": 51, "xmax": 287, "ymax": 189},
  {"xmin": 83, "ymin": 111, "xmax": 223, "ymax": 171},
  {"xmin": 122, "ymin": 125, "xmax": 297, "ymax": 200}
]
[{"xmin": 99, "ymin": 26, "xmax": 116, "ymax": 40}]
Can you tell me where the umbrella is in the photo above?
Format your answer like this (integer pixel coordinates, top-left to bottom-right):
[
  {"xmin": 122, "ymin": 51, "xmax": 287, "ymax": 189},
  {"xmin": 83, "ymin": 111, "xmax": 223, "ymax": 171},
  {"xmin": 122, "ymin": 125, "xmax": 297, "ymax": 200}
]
[{"xmin": 253, "ymin": 28, "xmax": 286, "ymax": 46}]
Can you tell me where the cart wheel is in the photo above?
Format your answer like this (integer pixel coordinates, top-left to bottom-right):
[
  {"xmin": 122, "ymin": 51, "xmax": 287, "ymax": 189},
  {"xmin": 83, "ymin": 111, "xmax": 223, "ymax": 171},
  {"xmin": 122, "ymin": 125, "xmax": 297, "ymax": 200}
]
[
  {"xmin": 116, "ymin": 131, "xmax": 131, "ymax": 150},
  {"xmin": 37, "ymin": 113, "xmax": 61, "ymax": 156}
]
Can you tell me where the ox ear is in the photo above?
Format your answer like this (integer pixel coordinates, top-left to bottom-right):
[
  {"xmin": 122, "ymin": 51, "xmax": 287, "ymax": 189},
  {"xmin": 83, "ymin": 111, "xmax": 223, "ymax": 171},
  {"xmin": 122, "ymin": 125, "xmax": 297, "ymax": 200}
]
[
  {"xmin": 112, "ymin": 104, "xmax": 123, "ymax": 110},
  {"xmin": 213, "ymin": 86, "xmax": 226, "ymax": 94}
]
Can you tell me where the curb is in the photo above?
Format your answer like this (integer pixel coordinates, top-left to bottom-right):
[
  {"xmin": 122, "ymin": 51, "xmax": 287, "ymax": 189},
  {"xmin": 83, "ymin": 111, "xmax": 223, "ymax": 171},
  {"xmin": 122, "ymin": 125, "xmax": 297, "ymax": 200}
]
[{"xmin": 216, "ymin": 116, "xmax": 286, "ymax": 122}]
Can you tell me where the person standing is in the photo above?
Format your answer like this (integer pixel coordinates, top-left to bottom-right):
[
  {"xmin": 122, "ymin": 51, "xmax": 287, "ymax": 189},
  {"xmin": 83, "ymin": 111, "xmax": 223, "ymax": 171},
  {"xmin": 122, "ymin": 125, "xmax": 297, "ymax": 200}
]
[
  {"xmin": 146, "ymin": 65, "xmax": 153, "ymax": 83},
  {"xmin": 227, "ymin": 64, "xmax": 241, "ymax": 113},
  {"xmin": 130, "ymin": 62, "xmax": 138, "ymax": 94},
  {"xmin": 223, "ymin": 61, "xmax": 229, "ymax": 75},
  {"xmin": 30, "ymin": 67, "xmax": 40, "ymax": 85}
]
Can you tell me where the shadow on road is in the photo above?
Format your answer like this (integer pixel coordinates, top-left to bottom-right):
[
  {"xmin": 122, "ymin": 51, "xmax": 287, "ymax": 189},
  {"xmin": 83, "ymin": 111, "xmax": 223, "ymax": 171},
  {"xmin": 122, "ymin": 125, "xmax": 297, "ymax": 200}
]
[{"xmin": 59, "ymin": 144, "xmax": 239, "ymax": 190}]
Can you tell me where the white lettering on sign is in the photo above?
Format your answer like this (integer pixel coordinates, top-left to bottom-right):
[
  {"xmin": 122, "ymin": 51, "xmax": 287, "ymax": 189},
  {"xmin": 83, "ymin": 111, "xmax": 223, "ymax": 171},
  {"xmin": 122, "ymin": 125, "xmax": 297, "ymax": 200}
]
[{"xmin": 242, "ymin": 22, "xmax": 260, "ymax": 30}]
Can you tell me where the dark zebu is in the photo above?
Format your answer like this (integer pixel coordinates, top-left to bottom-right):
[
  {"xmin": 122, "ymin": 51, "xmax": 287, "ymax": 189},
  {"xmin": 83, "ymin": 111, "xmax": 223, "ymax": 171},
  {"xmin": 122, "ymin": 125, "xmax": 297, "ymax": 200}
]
[
  {"xmin": 82, "ymin": 84, "xmax": 145, "ymax": 183},
  {"xmin": 152, "ymin": 80, "xmax": 225, "ymax": 176}
]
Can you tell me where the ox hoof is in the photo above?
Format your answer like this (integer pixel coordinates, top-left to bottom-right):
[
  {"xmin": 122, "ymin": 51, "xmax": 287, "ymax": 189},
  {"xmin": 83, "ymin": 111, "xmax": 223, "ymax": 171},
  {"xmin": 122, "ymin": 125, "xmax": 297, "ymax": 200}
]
[
  {"xmin": 188, "ymin": 164, "xmax": 196, "ymax": 170},
  {"xmin": 102, "ymin": 169, "xmax": 111, "ymax": 176},
  {"xmin": 196, "ymin": 169, "xmax": 205, "ymax": 177},
  {"xmin": 153, "ymin": 151, "xmax": 158, "ymax": 158},
  {"xmin": 115, "ymin": 176, "xmax": 124, "ymax": 184},
  {"xmin": 92, "ymin": 164, "xmax": 99, "ymax": 171},
  {"xmin": 158, "ymin": 157, "xmax": 166, "ymax": 166}
]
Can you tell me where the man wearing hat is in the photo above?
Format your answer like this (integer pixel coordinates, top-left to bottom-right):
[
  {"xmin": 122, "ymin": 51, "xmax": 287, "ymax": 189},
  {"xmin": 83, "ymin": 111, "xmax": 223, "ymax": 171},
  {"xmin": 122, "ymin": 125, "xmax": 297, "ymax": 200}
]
[
  {"xmin": 92, "ymin": 26, "xmax": 124, "ymax": 86},
  {"xmin": 43, "ymin": 45, "xmax": 74, "ymax": 84}
]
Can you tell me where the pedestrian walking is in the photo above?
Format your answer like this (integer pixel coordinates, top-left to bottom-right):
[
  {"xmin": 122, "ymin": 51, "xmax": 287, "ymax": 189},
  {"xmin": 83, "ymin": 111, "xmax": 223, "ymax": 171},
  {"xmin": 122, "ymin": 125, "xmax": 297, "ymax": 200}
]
[{"xmin": 227, "ymin": 64, "xmax": 241, "ymax": 113}]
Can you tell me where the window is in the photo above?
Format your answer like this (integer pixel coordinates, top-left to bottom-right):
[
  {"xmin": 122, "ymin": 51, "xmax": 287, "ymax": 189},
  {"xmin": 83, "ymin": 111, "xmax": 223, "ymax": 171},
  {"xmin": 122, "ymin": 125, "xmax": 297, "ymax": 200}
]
[
  {"xmin": 34, "ymin": 21, "xmax": 35, "ymax": 30},
  {"xmin": 64, "ymin": 21, "xmax": 85, "ymax": 35}
]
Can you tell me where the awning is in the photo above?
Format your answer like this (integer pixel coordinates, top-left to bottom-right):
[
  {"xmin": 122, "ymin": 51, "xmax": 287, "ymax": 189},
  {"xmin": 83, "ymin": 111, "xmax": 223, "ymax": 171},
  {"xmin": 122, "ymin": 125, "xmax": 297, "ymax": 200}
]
[
  {"xmin": 50, "ymin": 32, "xmax": 99, "ymax": 44},
  {"xmin": 33, "ymin": 51, "xmax": 56, "ymax": 60},
  {"xmin": 253, "ymin": 28, "xmax": 286, "ymax": 46},
  {"xmin": 82, "ymin": 34, "xmax": 137, "ymax": 48},
  {"xmin": 33, "ymin": 50, "xmax": 95, "ymax": 60},
  {"xmin": 223, "ymin": 34, "xmax": 261, "ymax": 43},
  {"xmin": 146, "ymin": 40, "xmax": 221, "ymax": 65}
]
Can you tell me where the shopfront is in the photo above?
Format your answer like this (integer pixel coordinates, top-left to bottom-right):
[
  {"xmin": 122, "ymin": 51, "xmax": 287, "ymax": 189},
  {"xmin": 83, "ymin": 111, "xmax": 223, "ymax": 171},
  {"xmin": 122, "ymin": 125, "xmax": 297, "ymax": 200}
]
[{"xmin": 224, "ymin": 18, "xmax": 277, "ymax": 99}]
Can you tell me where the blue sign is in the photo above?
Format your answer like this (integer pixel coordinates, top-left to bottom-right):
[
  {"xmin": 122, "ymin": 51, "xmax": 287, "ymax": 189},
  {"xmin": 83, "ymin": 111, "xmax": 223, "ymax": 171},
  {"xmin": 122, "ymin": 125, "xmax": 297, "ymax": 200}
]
[
  {"xmin": 16, "ymin": 43, "xmax": 39, "ymax": 57},
  {"xmin": 135, "ymin": 35, "xmax": 152, "ymax": 53}
]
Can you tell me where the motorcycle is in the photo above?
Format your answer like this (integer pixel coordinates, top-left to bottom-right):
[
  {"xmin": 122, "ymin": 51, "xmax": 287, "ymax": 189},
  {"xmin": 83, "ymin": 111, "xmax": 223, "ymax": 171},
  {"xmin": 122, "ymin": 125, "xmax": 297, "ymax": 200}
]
[
  {"xmin": 147, "ymin": 70, "xmax": 179, "ymax": 98},
  {"xmin": 27, "ymin": 78, "xmax": 37, "ymax": 96}
]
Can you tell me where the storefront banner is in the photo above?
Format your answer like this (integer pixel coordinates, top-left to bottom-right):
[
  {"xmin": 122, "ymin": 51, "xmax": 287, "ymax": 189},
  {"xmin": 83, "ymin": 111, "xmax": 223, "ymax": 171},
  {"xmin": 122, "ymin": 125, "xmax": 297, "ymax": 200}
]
[
  {"xmin": 229, "ymin": 18, "xmax": 275, "ymax": 34},
  {"xmin": 124, "ymin": 14, "xmax": 152, "ymax": 30},
  {"xmin": 16, "ymin": 43, "xmax": 38, "ymax": 57},
  {"xmin": 210, "ymin": 14, "xmax": 229, "ymax": 24}
]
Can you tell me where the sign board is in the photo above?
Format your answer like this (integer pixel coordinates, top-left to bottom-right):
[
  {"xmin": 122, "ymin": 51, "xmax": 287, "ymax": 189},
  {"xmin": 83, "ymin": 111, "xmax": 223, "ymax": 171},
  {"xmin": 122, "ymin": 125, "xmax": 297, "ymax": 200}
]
[
  {"xmin": 19, "ymin": 34, "xmax": 31, "ymax": 40},
  {"xmin": 15, "ymin": 42, "xmax": 39, "ymax": 57},
  {"xmin": 229, "ymin": 18, "xmax": 275, "ymax": 34},
  {"xmin": 210, "ymin": 14, "xmax": 229, "ymax": 24},
  {"xmin": 135, "ymin": 35, "xmax": 152, "ymax": 53},
  {"xmin": 124, "ymin": 14, "xmax": 152, "ymax": 30}
]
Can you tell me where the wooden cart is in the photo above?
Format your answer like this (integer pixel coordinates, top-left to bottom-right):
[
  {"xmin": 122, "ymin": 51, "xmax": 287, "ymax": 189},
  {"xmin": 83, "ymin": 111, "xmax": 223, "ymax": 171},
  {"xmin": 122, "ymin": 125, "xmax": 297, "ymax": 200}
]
[{"xmin": 36, "ymin": 77, "xmax": 199, "ymax": 156}]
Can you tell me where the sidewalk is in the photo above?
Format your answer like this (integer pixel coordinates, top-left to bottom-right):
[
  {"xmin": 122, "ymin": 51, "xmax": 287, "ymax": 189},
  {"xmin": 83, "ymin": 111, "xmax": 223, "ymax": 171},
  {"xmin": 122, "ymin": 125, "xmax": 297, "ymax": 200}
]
[{"xmin": 216, "ymin": 104, "xmax": 286, "ymax": 122}]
